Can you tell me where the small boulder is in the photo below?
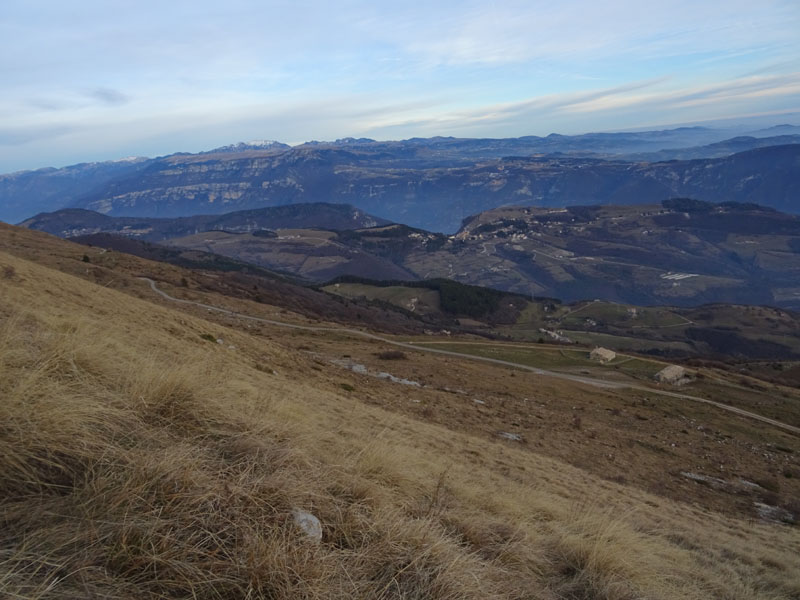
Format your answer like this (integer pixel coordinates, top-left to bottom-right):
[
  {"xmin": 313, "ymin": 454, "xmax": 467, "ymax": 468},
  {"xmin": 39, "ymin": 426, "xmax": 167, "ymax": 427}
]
[
  {"xmin": 754, "ymin": 502, "xmax": 796, "ymax": 525},
  {"xmin": 292, "ymin": 509, "xmax": 322, "ymax": 543},
  {"xmin": 589, "ymin": 347, "xmax": 616, "ymax": 363},
  {"xmin": 655, "ymin": 365, "xmax": 689, "ymax": 385}
]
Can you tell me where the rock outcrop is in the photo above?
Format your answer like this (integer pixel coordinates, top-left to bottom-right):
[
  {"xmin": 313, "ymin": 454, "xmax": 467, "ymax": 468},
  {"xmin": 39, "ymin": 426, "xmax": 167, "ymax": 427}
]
[
  {"xmin": 589, "ymin": 347, "xmax": 616, "ymax": 363},
  {"xmin": 654, "ymin": 365, "xmax": 690, "ymax": 385}
]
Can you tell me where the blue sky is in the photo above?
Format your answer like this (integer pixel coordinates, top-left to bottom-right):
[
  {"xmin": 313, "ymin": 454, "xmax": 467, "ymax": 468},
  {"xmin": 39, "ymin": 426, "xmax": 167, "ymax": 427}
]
[{"xmin": 1, "ymin": 0, "xmax": 799, "ymax": 172}]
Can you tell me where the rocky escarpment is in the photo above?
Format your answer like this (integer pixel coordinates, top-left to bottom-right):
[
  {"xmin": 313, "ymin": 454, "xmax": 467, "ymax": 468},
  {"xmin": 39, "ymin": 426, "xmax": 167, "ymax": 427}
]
[
  {"xmin": 63, "ymin": 145, "xmax": 800, "ymax": 233},
  {"xmin": 3, "ymin": 132, "xmax": 798, "ymax": 232}
]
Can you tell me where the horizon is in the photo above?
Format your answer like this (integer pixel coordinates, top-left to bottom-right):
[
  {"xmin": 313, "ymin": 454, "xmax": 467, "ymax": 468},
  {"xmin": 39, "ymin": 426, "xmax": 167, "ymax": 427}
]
[
  {"xmin": 2, "ymin": 0, "xmax": 799, "ymax": 173},
  {"xmin": 5, "ymin": 115, "xmax": 800, "ymax": 174}
]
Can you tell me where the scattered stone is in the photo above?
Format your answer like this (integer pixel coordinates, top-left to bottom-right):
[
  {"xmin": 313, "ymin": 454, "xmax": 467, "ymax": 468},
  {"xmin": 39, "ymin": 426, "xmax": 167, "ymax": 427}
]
[
  {"xmin": 441, "ymin": 387, "xmax": 467, "ymax": 395},
  {"xmin": 498, "ymin": 432, "xmax": 523, "ymax": 442},
  {"xmin": 681, "ymin": 471, "xmax": 726, "ymax": 488},
  {"xmin": 754, "ymin": 502, "xmax": 796, "ymax": 525},
  {"xmin": 655, "ymin": 365, "xmax": 690, "ymax": 385},
  {"xmin": 292, "ymin": 509, "xmax": 322, "ymax": 542},
  {"xmin": 330, "ymin": 358, "xmax": 421, "ymax": 386},
  {"xmin": 473, "ymin": 398, "xmax": 486, "ymax": 405},
  {"xmin": 376, "ymin": 371, "xmax": 421, "ymax": 386},
  {"xmin": 682, "ymin": 472, "xmax": 771, "ymax": 496},
  {"xmin": 589, "ymin": 347, "xmax": 616, "ymax": 363},
  {"xmin": 538, "ymin": 328, "xmax": 573, "ymax": 343},
  {"xmin": 738, "ymin": 479, "xmax": 763, "ymax": 490}
]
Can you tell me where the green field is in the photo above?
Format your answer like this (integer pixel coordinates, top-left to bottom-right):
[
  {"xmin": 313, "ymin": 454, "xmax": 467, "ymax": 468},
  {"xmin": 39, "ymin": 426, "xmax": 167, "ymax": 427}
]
[
  {"xmin": 411, "ymin": 341, "xmax": 666, "ymax": 381},
  {"xmin": 515, "ymin": 299, "xmax": 689, "ymax": 329},
  {"xmin": 560, "ymin": 330, "xmax": 696, "ymax": 354}
]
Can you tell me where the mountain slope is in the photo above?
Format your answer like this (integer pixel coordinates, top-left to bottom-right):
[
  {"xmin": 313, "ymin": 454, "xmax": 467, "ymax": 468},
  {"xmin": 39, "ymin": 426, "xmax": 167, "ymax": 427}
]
[
  {"xmin": 437, "ymin": 199, "xmax": 800, "ymax": 307},
  {"xmin": 0, "ymin": 157, "xmax": 151, "ymax": 224},
  {"xmin": 1, "ymin": 222, "xmax": 799, "ymax": 598}
]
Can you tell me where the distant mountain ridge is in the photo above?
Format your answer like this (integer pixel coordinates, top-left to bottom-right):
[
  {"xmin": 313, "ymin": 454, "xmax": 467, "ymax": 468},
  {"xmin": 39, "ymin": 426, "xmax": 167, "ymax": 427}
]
[
  {"xmin": 202, "ymin": 140, "xmax": 291, "ymax": 154},
  {"xmin": 627, "ymin": 134, "xmax": 800, "ymax": 161},
  {"xmin": 1, "ymin": 127, "xmax": 798, "ymax": 230},
  {"xmin": 20, "ymin": 202, "xmax": 388, "ymax": 241},
  {"xmin": 68, "ymin": 143, "xmax": 800, "ymax": 232}
]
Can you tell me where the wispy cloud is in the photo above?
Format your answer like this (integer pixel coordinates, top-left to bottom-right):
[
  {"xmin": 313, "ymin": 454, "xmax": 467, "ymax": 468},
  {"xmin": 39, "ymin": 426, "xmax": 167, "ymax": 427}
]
[
  {"xmin": 87, "ymin": 88, "xmax": 130, "ymax": 106},
  {"xmin": 0, "ymin": 0, "xmax": 799, "ymax": 171},
  {"xmin": 361, "ymin": 0, "xmax": 800, "ymax": 68},
  {"xmin": 360, "ymin": 72, "xmax": 800, "ymax": 136},
  {"xmin": 0, "ymin": 124, "xmax": 76, "ymax": 146}
]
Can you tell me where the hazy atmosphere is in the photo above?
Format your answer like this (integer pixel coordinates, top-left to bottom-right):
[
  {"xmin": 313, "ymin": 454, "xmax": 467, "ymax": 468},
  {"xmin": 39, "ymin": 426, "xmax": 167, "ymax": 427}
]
[{"xmin": 2, "ymin": 0, "xmax": 799, "ymax": 172}]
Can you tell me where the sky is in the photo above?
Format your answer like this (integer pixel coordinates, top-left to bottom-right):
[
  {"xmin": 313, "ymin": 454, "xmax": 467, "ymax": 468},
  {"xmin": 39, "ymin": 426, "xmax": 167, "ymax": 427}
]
[{"xmin": 1, "ymin": 0, "xmax": 799, "ymax": 172}]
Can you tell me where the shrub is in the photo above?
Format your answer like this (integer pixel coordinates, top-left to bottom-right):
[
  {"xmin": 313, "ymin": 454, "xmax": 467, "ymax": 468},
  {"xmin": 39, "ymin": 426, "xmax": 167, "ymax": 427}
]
[
  {"xmin": 376, "ymin": 350, "xmax": 407, "ymax": 360},
  {"xmin": 339, "ymin": 383, "xmax": 355, "ymax": 392},
  {"xmin": 199, "ymin": 333, "xmax": 217, "ymax": 343}
]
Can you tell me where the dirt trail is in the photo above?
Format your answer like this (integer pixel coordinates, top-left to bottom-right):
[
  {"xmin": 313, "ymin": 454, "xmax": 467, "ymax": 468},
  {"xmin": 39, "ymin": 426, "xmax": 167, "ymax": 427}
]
[{"xmin": 140, "ymin": 277, "xmax": 800, "ymax": 436}]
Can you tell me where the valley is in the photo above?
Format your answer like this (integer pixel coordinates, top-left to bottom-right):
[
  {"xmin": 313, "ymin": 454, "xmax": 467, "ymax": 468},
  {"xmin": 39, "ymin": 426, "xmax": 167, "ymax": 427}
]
[{"xmin": 26, "ymin": 198, "xmax": 800, "ymax": 309}]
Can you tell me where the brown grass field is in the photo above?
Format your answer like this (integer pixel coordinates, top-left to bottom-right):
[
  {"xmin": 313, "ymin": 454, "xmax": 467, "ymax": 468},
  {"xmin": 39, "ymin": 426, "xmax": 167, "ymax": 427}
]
[{"xmin": 1, "ymin": 223, "xmax": 799, "ymax": 599}]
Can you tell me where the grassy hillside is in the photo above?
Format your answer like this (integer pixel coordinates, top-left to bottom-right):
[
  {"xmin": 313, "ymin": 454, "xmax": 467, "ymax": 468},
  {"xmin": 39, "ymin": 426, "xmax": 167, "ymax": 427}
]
[
  {"xmin": 1, "ymin": 224, "xmax": 799, "ymax": 599},
  {"xmin": 505, "ymin": 298, "xmax": 800, "ymax": 358},
  {"xmin": 324, "ymin": 282, "xmax": 443, "ymax": 316},
  {"xmin": 321, "ymin": 277, "xmax": 800, "ymax": 365},
  {"xmin": 323, "ymin": 275, "xmax": 528, "ymax": 323}
]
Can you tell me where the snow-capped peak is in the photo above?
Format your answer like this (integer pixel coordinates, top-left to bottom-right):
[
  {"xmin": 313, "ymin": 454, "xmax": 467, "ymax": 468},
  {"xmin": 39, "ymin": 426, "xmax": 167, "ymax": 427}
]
[{"xmin": 205, "ymin": 140, "xmax": 290, "ymax": 154}]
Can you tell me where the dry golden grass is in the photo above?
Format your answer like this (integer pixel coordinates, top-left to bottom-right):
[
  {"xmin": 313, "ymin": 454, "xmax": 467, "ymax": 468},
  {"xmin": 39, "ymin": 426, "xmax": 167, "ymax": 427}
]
[{"xmin": 1, "ymin": 244, "xmax": 799, "ymax": 599}]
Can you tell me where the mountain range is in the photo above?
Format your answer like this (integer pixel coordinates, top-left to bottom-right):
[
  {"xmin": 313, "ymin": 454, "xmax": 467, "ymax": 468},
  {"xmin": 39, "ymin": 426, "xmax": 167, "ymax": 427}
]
[{"xmin": 2, "ymin": 128, "xmax": 799, "ymax": 231}]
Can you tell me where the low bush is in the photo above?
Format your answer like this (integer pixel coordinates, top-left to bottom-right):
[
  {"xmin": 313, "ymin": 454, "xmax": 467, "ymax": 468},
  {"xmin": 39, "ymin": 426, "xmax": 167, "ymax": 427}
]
[{"xmin": 375, "ymin": 350, "xmax": 407, "ymax": 360}]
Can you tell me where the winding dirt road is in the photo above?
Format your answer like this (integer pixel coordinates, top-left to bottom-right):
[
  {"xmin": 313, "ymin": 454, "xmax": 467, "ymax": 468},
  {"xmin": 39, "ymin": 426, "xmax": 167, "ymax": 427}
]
[{"xmin": 140, "ymin": 277, "xmax": 800, "ymax": 436}]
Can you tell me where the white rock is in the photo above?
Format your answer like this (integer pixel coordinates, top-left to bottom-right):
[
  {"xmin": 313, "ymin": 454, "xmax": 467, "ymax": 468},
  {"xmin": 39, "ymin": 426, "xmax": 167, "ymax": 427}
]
[
  {"xmin": 655, "ymin": 365, "xmax": 687, "ymax": 384},
  {"xmin": 754, "ymin": 502, "xmax": 796, "ymax": 525},
  {"xmin": 292, "ymin": 509, "xmax": 322, "ymax": 543},
  {"xmin": 589, "ymin": 347, "xmax": 616, "ymax": 363}
]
